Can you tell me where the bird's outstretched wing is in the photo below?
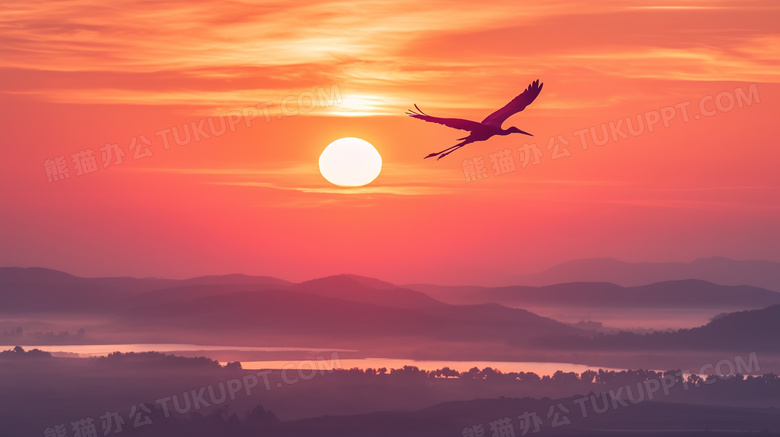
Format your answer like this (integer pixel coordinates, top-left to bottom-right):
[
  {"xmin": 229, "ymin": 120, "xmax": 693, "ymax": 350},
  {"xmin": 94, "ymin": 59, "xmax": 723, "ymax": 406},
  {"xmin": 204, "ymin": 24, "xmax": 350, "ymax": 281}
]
[
  {"xmin": 406, "ymin": 105, "xmax": 482, "ymax": 132},
  {"xmin": 481, "ymin": 79, "xmax": 543, "ymax": 127}
]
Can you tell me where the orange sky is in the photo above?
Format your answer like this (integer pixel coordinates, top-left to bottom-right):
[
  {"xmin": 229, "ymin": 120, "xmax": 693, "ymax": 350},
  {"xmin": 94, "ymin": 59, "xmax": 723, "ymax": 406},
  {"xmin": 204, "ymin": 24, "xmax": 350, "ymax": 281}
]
[{"xmin": 1, "ymin": 0, "xmax": 778, "ymax": 285}]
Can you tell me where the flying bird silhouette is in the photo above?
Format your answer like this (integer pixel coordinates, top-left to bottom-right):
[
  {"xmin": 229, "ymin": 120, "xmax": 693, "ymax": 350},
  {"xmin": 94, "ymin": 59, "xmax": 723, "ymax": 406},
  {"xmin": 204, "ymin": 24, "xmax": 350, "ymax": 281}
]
[{"xmin": 407, "ymin": 79, "xmax": 543, "ymax": 160}]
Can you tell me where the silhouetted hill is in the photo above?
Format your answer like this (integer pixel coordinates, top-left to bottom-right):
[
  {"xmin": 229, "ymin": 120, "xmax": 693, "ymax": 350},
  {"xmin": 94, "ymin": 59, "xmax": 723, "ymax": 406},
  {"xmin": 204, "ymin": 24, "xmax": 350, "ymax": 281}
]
[
  {"xmin": 408, "ymin": 279, "xmax": 780, "ymax": 309},
  {"xmin": 293, "ymin": 275, "xmax": 446, "ymax": 308},
  {"xmin": 178, "ymin": 273, "xmax": 292, "ymax": 288},
  {"xmin": 278, "ymin": 396, "xmax": 780, "ymax": 436},
  {"xmin": 0, "ymin": 267, "xmax": 82, "ymax": 283},
  {"xmin": 691, "ymin": 303, "xmax": 780, "ymax": 349},
  {"xmin": 0, "ymin": 267, "xmax": 147, "ymax": 313},
  {"xmin": 123, "ymin": 275, "xmax": 428, "ymax": 311},
  {"xmin": 560, "ymin": 304, "xmax": 780, "ymax": 351},
  {"xmin": 113, "ymin": 289, "xmax": 583, "ymax": 347},
  {"xmin": 508, "ymin": 257, "xmax": 780, "ymax": 291},
  {"xmin": 661, "ymin": 303, "xmax": 780, "ymax": 351},
  {"xmin": 129, "ymin": 283, "xmax": 290, "ymax": 306},
  {"xmin": 0, "ymin": 267, "xmax": 291, "ymax": 314}
]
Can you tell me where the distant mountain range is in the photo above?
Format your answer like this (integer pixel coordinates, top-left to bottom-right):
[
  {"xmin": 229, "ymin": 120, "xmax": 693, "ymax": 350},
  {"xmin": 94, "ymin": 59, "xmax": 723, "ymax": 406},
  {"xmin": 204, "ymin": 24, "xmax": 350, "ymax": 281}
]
[
  {"xmin": 406, "ymin": 279, "xmax": 780, "ymax": 309},
  {"xmin": 0, "ymin": 268, "xmax": 584, "ymax": 351},
  {"xmin": 2, "ymin": 265, "xmax": 779, "ymax": 354},
  {"xmin": 505, "ymin": 257, "xmax": 780, "ymax": 291},
  {"xmin": 4, "ymin": 263, "xmax": 779, "ymax": 315}
]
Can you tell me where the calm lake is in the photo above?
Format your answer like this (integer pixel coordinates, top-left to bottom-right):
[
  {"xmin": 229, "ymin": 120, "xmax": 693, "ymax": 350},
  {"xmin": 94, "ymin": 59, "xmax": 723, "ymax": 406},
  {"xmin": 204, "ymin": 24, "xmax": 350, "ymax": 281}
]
[{"xmin": 5, "ymin": 343, "xmax": 631, "ymax": 376}]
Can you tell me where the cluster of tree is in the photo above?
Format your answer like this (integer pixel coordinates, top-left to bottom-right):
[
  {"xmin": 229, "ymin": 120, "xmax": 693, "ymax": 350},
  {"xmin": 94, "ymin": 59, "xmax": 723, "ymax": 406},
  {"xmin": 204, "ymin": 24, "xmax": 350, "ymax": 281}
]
[
  {"xmin": 0, "ymin": 326, "xmax": 23, "ymax": 338},
  {"xmin": 0, "ymin": 345, "xmax": 53, "ymax": 358},
  {"xmin": 1, "ymin": 347, "xmax": 243, "ymax": 369},
  {"xmin": 330, "ymin": 365, "xmax": 575, "ymax": 382},
  {"xmin": 328, "ymin": 365, "xmax": 780, "ymax": 389},
  {"xmin": 0, "ymin": 327, "xmax": 86, "ymax": 344},
  {"xmin": 331, "ymin": 365, "xmax": 586, "ymax": 382},
  {"xmin": 93, "ymin": 352, "xmax": 231, "ymax": 369}
]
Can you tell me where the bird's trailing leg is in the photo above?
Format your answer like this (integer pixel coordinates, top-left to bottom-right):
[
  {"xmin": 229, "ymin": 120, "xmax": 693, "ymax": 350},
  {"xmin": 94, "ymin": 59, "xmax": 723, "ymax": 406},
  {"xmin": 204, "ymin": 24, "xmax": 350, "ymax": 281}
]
[
  {"xmin": 424, "ymin": 139, "xmax": 471, "ymax": 160},
  {"xmin": 436, "ymin": 145, "xmax": 467, "ymax": 160},
  {"xmin": 405, "ymin": 104, "xmax": 429, "ymax": 118}
]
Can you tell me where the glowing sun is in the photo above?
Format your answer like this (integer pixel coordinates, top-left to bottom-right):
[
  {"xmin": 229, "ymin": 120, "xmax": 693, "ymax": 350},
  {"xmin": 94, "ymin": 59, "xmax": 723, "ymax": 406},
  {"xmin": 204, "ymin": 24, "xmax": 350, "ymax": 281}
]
[{"xmin": 319, "ymin": 137, "xmax": 382, "ymax": 187}]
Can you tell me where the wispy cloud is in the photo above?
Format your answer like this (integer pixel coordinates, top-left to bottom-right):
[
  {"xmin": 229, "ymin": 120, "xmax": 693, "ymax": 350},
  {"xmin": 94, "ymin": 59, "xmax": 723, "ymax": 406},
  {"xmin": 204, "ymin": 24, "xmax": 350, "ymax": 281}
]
[
  {"xmin": 137, "ymin": 164, "xmax": 459, "ymax": 198},
  {"xmin": 215, "ymin": 181, "xmax": 451, "ymax": 196},
  {"xmin": 4, "ymin": 0, "xmax": 777, "ymax": 114}
]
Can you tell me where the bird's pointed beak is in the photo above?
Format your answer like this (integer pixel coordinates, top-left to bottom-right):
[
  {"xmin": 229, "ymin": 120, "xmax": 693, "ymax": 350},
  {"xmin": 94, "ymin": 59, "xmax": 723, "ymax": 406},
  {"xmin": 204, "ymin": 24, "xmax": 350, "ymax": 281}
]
[{"xmin": 519, "ymin": 130, "xmax": 533, "ymax": 136}]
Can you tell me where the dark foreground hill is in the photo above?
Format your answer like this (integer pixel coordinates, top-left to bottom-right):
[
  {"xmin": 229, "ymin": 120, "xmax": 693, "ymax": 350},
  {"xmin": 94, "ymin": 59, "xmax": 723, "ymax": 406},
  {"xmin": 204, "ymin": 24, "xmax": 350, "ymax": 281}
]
[{"xmin": 551, "ymin": 304, "xmax": 780, "ymax": 352}]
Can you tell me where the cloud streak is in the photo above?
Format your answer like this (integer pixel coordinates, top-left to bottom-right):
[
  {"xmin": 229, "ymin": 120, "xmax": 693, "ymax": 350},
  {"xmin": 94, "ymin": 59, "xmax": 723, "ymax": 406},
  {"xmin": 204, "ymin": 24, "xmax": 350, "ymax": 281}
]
[{"xmin": 3, "ymin": 0, "xmax": 777, "ymax": 113}]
